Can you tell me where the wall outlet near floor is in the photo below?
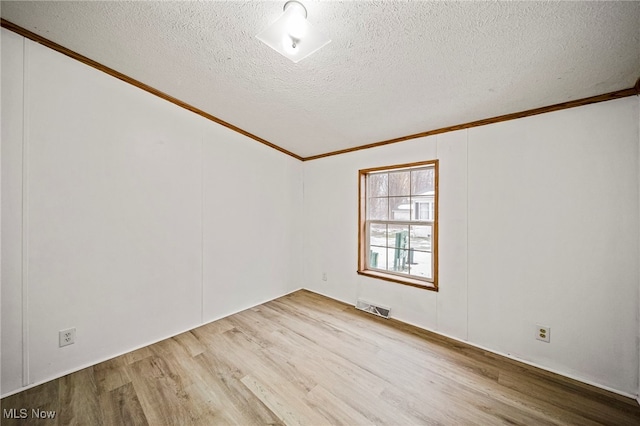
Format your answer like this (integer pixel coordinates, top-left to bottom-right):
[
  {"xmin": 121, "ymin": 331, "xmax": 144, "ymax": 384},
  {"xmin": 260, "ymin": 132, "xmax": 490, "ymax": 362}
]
[
  {"xmin": 59, "ymin": 328, "xmax": 76, "ymax": 347},
  {"xmin": 322, "ymin": 272, "xmax": 327, "ymax": 281},
  {"xmin": 536, "ymin": 325, "xmax": 550, "ymax": 343}
]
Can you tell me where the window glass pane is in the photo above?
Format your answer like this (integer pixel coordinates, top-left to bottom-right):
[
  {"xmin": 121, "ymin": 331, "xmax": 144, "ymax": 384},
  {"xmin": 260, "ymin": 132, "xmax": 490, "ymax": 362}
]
[
  {"xmin": 367, "ymin": 198, "xmax": 388, "ymax": 220},
  {"xmin": 410, "ymin": 196, "xmax": 435, "ymax": 221},
  {"xmin": 408, "ymin": 250, "xmax": 432, "ymax": 280},
  {"xmin": 368, "ymin": 173, "xmax": 388, "ymax": 197},
  {"xmin": 360, "ymin": 162, "xmax": 437, "ymax": 287},
  {"xmin": 389, "ymin": 171, "xmax": 410, "ymax": 196},
  {"xmin": 368, "ymin": 246, "xmax": 387, "ymax": 270},
  {"xmin": 387, "ymin": 248, "xmax": 410, "ymax": 273},
  {"xmin": 388, "ymin": 225, "xmax": 409, "ymax": 247},
  {"xmin": 369, "ymin": 223, "xmax": 387, "ymax": 247},
  {"xmin": 388, "ymin": 225, "xmax": 409, "ymax": 273},
  {"xmin": 411, "ymin": 167, "xmax": 434, "ymax": 195},
  {"xmin": 410, "ymin": 225, "xmax": 432, "ymax": 251},
  {"xmin": 389, "ymin": 197, "xmax": 410, "ymax": 221}
]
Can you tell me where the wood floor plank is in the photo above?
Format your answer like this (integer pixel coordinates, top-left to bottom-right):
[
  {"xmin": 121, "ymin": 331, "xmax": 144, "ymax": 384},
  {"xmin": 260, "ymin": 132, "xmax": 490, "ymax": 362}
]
[
  {"xmin": 3, "ymin": 289, "xmax": 640, "ymax": 425},
  {"xmin": 127, "ymin": 355, "xmax": 198, "ymax": 425},
  {"xmin": 180, "ymin": 379, "xmax": 239, "ymax": 425},
  {"xmin": 99, "ymin": 382, "xmax": 148, "ymax": 426},
  {"xmin": 304, "ymin": 384, "xmax": 376, "ymax": 426},
  {"xmin": 120, "ymin": 346, "xmax": 154, "ymax": 366},
  {"xmin": 193, "ymin": 351, "xmax": 284, "ymax": 425},
  {"xmin": 58, "ymin": 367, "xmax": 103, "ymax": 426},
  {"xmin": 94, "ymin": 356, "xmax": 132, "ymax": 395},
  {"xmin": 253, "ymin": 306, "xmax": 466, "ymax": 424},
  {"xmin": 240, "ymin": 375, "xmax": 328, "ymax": 426},
  {"xmin": 219, "ymin": 326, "xmax": 318, "ymax": 395},
  {"xmin": 172, "ymin": 331, "xmax": 206, "ymax": 358},
  {"xmin": 0, "ymin": 379, "xmax": 59, "ymax": 426},
  {"xmin": 498, "ymin": 370, "xmax": 639, "ymax": 425}
]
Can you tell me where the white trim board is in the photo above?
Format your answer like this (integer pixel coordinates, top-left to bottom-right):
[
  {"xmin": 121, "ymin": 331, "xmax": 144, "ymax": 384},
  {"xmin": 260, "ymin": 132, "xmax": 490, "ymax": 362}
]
[
  {"xmin": 1, "ymin": 287, "xmax": 304, "ymax": 399},
  {"xmin": 302, "ymin": 288, "xmax": 639, "ymax": 401}
]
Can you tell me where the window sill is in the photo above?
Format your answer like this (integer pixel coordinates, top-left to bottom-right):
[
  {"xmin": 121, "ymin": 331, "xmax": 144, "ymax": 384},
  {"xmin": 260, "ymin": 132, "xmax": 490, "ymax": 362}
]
[{"xmin": 357, "ymin": 270, "xmax": 438, "ymax": 292}]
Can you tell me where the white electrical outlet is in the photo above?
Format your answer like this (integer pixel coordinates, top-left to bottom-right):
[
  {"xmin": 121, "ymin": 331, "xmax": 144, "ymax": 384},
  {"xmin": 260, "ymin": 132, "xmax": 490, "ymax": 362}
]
[
  {"xmin": 322, "ymin": 272, "xmax": 327, "ymax": 281},
  {"xmin": 59, "ymin": 328, "xmax": 76, "ymax": 347},
  {"xmin": 536, "ymin": 325, "xmax": 550, "ymax": 343}
]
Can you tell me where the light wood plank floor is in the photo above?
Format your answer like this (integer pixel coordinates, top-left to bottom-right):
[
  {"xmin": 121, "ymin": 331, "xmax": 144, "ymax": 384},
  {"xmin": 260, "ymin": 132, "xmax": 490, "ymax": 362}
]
[{"xmin": 3, "ymin": 289, "xmax": 640, "ymax": 425}]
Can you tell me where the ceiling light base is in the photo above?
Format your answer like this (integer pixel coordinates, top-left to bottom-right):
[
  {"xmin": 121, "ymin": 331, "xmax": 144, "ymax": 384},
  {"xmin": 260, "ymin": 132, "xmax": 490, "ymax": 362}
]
[
  {"xmin": 256, "ymin": 1, "xmax": 330, "ymax": 63},
  {"xmin": 283, "ymin": 1, "xmax": 307, "ymax": 18}
]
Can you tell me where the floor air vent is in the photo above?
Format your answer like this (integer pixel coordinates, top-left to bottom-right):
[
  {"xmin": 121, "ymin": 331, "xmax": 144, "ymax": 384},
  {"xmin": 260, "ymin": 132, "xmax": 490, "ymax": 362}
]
[{"xmin": 356, "ymin": 299, "xmax": 391, "ymax": 319}]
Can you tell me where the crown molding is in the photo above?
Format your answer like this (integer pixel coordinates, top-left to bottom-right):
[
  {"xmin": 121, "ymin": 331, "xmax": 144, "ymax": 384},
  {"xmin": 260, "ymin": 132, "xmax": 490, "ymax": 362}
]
[
  {"xmin": 0, "ymin": 19, "xmax": 303, "ymax": 161},
  {"xmin": 3, "ymin": 19, "xmax": 637, "ymax": 163},
  {"xmin": 302, "ymin": 86, "xmax": 638, "ymax": 161}
]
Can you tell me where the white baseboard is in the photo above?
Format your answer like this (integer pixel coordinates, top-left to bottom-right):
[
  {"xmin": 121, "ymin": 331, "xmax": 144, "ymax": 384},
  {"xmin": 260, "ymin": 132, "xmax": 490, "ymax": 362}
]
[
  {"xmin": 301, "ymin": 287, "xmax": 353, "ymax": 306},
  {"xmin": 4, "ymin": 286, "xmax": 637, "ymax": 402},
  {"xmin": 1, "ymin": 286, "xmax": 304, "ymax": 399},
  {"xmin": 303, "ymin": 288, "xmax": 639, "ymax": 401},
  {"xmin": 396, "ymin": 316, "xmax": 638, "ymax": 400}
]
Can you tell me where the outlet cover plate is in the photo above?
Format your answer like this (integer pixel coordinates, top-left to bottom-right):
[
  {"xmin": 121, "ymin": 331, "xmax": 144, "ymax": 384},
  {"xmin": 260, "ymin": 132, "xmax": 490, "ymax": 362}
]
[
  {"xmin": 536, "ymin": 325, "xmax": 550, "ymax": 343},
  {"xmin": 59, "ymin": 328, "xmax": 76, "ymax": 347}
]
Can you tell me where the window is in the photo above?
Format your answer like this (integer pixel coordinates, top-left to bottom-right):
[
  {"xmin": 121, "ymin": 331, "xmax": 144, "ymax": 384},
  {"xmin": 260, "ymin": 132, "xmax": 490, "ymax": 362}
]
[{"xmin": 358, "ymin": 160, "xmax": 438, "ymax": 291}]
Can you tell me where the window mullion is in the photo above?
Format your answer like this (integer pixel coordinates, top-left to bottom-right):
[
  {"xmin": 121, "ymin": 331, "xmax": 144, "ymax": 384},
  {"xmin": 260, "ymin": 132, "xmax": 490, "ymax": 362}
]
[{"xmin": 359, "ymin": 161, "xmax": 438, "ymax": 290}]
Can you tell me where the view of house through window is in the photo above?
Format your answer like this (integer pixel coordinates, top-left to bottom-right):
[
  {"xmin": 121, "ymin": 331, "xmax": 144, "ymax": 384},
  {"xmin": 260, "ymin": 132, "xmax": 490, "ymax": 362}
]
[{"xmin": 358, "ymin": 160, "xmax": 438, "ymax": 290}]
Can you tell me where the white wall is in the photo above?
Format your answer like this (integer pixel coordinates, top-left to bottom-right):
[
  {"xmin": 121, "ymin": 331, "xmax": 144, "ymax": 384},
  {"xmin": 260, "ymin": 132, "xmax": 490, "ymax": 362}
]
[
  {"xmin": 202, "ymin": 120, "xmax": 303, "ymax": 322},
  {"xmin": 1, "ymin": 30, "xmax": 302, "ymax": 396},
  {"xmin": 303, "ymin": 97, "xmax": 640, "ymax": 396},
  {"xmin": 2, "ymin": 25, "xmax": 638, "ymax": 400},
  {"xmin": 2, "ymin": 29, "xmax": 25, "ymax": 394},
  {"xmin": 467, "ymin": 99, "xmax": 638, "ymax": 395}
]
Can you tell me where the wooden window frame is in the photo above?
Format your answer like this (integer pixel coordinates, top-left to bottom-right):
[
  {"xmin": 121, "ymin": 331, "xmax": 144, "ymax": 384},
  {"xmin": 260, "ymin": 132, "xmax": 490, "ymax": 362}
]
[{"xmin": 358, "ymin": 160, "xmax": 439, "ymax": 291}]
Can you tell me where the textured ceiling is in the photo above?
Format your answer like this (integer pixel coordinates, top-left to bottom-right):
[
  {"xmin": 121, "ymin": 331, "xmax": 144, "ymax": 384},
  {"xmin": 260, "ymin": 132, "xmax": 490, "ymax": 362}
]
[{"xmin": 2, "ymin": 1, "xmax": 639, "ymax": 158}]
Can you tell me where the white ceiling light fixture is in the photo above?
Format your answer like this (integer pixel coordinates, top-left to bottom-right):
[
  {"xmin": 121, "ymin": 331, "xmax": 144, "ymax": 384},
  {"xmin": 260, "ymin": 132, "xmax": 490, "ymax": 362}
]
[{"xmin": 256, "ymin": 1, "xmax": 331, "ymax": 63}]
